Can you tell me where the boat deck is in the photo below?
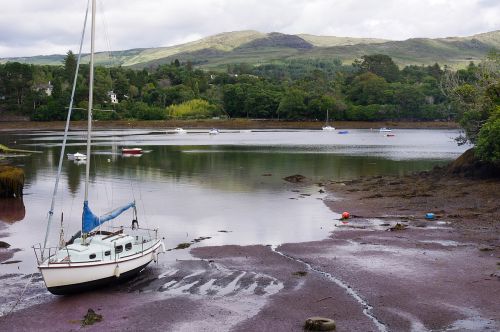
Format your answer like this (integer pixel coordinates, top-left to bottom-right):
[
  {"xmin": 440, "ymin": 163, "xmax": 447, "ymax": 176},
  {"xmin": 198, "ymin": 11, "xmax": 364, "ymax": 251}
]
[{"xmin": 47, "ymin": 232, "xmax": 158, "ymax": 264}]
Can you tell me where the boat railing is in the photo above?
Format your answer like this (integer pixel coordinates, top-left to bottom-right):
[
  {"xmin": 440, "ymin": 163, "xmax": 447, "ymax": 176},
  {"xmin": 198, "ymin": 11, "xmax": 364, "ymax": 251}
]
[
  {"xmin": 33, "ymin": 232, "xmax": 160, "ymax": 266},
  {"xmin": 104, "ymin": 225, "xmax": 159, "ymax": 240},
  {"xmin": 32, "ymin": 243, "xmax": 65, "ymax": 265}
]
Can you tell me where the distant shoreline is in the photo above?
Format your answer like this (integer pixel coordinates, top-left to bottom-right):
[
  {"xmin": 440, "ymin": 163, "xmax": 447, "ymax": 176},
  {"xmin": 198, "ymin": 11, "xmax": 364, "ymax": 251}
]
[{"xmin": 0, "ymin": 119, "xmax": 459, "ymax": 131}]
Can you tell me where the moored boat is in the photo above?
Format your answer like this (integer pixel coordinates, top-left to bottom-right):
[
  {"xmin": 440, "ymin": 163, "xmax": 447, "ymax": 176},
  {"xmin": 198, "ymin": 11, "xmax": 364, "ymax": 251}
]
[
  {"xmin": 34, "ymin": 0, "xmax": 164, "ymax": 295},
  {"xmin": 121, "ymin": 147, "xmax": 143, "ymax": 154},
  {"xmin": 209, "ymin": 128, "xmax": 220, "ymax": 135},
  {"xmin": 322, "ymin": 109, "xmax": 335, "ymax": 131},
  {"xmin": 67, "ymin": 152, "xmax": 87, "ymax": 160}
]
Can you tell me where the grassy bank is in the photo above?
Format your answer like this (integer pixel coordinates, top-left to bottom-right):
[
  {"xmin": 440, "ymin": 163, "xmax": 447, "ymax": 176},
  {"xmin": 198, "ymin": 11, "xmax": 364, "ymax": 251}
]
[{"xmin": 0, "ymin": 119, "xmax": 459, "ymax": 131}]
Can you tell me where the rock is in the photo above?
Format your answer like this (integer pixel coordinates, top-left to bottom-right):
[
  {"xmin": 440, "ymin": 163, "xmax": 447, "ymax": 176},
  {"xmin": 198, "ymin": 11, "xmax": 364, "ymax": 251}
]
[
  {"xmin": 479, "ymin": 247, "xmax": 494, "ymax": 252},
  {"xmin": 447, "ymin": 148, "xmax": 500, "ymax": 179},
  {"xmin": 304, "ymin": 316, "xmax": 336, "ymax": 331},
  {"xmin": 292, "ymin": 271, "xmax": 307, "ymax": 277},
  {"xmin": 388, "ymin": 223, "xmax": 407, "ymax": 231},
  {"xmin": 0, "ymin": 241, "xmax": 11, "ymax": 248},
  {"xmin": 0, "ymin": 166, "xmax": 25, "ymax": 198},
  {"xmin": 81, "ymin": 308, "xmax": 103, "ymax": 326},
  {"xmin": 192, "ymin": 236, "xmax": 211, "ymax": 243},
  {"xmin": 283, "ymin": 174, "xmax": 306, "ymax": 183},
  {"xmin": 175, "ymin": 243, "xmax": 191, "ymax": 250}
]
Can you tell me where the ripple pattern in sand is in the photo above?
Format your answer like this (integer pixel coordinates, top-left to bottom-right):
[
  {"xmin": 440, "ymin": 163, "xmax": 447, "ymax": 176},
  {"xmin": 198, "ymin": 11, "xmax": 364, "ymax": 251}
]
[{"xmin": 128, "ymin": 260, "xmax": 283, "ymax": 297}]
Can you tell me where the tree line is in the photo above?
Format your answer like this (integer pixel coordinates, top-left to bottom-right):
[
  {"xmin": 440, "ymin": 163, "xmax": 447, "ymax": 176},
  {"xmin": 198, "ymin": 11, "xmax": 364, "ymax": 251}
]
[
  {"xmin": 0, "ymin": 52, "xmax": 452, "ymax": 121},
  {"xmin": 0, "ymin": 51, "xmax": 498, "ymax": 161}
]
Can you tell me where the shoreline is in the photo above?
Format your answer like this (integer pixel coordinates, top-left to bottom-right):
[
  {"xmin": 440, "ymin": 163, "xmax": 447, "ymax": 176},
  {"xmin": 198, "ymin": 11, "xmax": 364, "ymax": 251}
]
[{"xmin": 0, "ymin": 119, "xmax": 459, "ymax": 131}]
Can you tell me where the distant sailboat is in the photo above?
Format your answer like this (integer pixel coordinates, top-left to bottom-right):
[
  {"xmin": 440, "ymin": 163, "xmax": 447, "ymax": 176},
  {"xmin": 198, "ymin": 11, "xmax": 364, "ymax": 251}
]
[
  {"xmin": 33, "ymin": 0, "xmax": 164, "ymax": 295},
  {"xmin": 174, "ymin": 128, "xmax": 187, "ymax": 134},
  {"xmin": 322, "ymin": 109, "xmax": 335, "ymax": 131}
]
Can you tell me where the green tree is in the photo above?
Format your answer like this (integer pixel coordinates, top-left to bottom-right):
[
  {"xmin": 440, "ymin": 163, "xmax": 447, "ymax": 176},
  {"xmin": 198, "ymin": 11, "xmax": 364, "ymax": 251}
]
[
  {"xmin": 348, "ymin": 72, "xmax": 389, "ymax": 105},
  {"xmin": 355, "ymin": 54, "xmax": 400, "ymax": 82},
  {"xmin": 63, "ymin": 50, "xmax": 77, "ymax": 82},
  {"xmin": 475, "ymin": 107, "xmax": 500, "ymax": 162},
  {"xmin": 442, "ymin": 52, "xmax": 499, "ymax": 144},
  {"xmin": 277, "ymin": 88, "xmax": 307, "ymax": 120}
]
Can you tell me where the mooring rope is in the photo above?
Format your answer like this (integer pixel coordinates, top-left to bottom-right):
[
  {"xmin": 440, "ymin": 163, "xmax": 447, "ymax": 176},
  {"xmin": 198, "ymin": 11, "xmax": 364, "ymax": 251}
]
[{"xmin": 0, "ymin": 272, "xmax": 35, "ymax": 320}]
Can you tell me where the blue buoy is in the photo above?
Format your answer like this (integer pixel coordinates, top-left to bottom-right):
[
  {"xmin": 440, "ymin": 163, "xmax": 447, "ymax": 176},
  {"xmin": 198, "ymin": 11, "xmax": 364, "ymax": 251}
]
[{"xmin": 425, "ymin": 213, "xmax": 435, "ymax": 220}]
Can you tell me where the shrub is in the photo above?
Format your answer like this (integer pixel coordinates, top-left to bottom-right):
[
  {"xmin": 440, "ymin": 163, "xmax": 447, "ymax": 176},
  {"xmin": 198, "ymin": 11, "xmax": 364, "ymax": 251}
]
[
  {"xmin": 166, "ymin": 99, "xmax": 219, "ymax": 119},
  {"xmin": 475, "ymin": 107, "xmax": 500, "ymax": 163}
]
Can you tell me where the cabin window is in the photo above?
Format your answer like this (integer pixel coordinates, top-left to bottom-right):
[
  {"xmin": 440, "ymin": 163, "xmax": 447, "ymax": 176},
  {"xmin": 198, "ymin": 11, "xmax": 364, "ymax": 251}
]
[
  {"xmin": 104, "ymin": 251, "xmax": 111, "ymax": 256},
  {"xmin": 89, "ymin": 253, "xmax": 96, "ymax": 259},
  {"xmin": 125, "ymin": 243, "xmax": 132, "ymax": 251},
  {"xmin": 115, "ymin": 245, "xmax": 123, "ymax": 254}
]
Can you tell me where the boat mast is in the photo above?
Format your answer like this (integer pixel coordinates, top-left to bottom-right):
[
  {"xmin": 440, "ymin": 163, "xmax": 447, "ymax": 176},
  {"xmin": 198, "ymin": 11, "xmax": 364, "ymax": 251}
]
[
  {"xmin": 41, "ymin": 0, "xmax": 90, "ymax": 258},
  {"xmin": 83, "ymin": 0, "xmax": 96, "ymax": 233}
]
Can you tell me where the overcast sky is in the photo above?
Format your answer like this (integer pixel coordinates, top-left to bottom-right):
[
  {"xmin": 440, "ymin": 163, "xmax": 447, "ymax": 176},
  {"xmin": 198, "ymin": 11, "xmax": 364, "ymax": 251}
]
[{"xmin": 1, "ymin": 0, "xmax": 499, "ymax": 58}]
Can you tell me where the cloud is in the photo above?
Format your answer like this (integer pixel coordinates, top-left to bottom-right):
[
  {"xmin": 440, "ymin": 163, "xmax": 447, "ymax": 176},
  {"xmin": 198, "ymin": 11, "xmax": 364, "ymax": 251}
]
[{"xmin": 1, "ymin": 0, "xmax": 499, "ymax": 57}]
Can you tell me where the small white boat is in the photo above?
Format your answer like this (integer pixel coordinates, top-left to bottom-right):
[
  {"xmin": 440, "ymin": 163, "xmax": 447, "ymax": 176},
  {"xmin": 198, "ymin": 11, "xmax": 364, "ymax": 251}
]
[
  {"xmin": 379, "ymin": 128, "xmax": 392, "ymax": 132},
  {"xmin": 174, "ymin": 128, "xmax": 187, "ymax": 134},
  {"xmin": 209, "ymin": 128, "xmax": 220, "ymax": 135},
  {"xmin": 67, "ymin": 152, "xmax": 87, "ymax": 161}
]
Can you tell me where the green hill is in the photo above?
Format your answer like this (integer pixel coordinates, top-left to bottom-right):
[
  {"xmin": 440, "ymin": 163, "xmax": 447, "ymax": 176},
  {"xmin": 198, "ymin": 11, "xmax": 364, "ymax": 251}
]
[{"xmin": 1, "ymin": 30, "xmax": 498, "ymax": 69}]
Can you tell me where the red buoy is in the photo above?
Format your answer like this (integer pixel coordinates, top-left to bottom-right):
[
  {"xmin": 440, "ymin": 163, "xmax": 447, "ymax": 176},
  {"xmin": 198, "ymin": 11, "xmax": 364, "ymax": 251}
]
[{"xmin": 342, "ymin": 211, "xmax": 350, "ymax": 219}]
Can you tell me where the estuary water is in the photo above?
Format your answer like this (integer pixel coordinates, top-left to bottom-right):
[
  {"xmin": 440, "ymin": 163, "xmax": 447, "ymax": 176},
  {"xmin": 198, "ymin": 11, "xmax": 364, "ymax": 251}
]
[{"xmin": 0, "ymin": 128, "xmax": 467, "ymax": 275}]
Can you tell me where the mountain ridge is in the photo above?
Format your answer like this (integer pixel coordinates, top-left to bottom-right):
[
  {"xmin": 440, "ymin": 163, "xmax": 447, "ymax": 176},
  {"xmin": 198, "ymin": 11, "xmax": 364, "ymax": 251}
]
[{"xmin": 1, "ymin": 30, "xmax": 498, "ymax": 69}]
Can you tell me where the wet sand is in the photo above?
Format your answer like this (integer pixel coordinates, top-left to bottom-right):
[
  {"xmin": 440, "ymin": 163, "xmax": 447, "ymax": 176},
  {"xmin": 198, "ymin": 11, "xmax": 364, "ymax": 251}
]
[{"xmin": 1, "ymin": 170, "xmax": 499, "ymax": 331}]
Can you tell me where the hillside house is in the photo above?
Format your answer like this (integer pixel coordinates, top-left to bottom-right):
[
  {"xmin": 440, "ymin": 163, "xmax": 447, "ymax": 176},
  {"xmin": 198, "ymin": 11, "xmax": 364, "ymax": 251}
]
[
  {"xmin": 34, "ymin": 82, "xmax": 54, "ymax": 96},
  {"xmin": 107, "ymin": 91, "xmax": 118, "ymax": 104}
]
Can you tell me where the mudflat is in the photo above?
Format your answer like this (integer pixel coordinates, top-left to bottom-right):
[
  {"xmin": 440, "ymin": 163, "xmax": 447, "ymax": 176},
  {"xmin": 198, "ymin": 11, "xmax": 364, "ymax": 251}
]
[{"xmin": 1, "ymin": 166, "xmax": 498, "ymax": 331}]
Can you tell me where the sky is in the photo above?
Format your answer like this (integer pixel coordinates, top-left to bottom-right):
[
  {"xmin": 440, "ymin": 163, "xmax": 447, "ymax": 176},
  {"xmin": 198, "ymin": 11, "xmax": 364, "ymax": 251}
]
[{"xmin": 1, "ymin": 0, "xmax": 499, "ymax": 58}]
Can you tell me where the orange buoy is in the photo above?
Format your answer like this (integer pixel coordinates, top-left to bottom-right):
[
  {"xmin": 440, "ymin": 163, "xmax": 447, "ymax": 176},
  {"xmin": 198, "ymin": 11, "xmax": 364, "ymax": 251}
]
[{"xmin": 342, "ymin": 211, "xmax": 350, "ymax": 219}]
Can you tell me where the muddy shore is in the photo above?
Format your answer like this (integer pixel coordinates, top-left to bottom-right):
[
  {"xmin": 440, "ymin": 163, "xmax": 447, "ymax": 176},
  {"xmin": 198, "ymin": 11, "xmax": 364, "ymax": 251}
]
[
  {"xmin": 1, "ymin": 167, "xmax": 498, "ymax": 331},
  {"xmin": 0, "ymin": 119, "xmax": 458, "ymax": 131}
]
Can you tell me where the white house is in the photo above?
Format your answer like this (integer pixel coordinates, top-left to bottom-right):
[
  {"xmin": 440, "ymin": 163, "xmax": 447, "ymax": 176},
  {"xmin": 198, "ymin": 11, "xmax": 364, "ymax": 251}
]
[
  {"xmin": 34, "ymin": 81, "xmax": 54, "ymax": 96},
  {"xmin": 107, "ymin": 91, "xmax": 118, "ymax": 104}
]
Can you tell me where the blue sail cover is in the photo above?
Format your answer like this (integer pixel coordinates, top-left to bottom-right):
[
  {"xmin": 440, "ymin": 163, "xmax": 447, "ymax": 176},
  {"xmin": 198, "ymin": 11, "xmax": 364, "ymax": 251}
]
[{"xmin": 82, "ymin": 200, "xmax": 135, "ymax": 233}]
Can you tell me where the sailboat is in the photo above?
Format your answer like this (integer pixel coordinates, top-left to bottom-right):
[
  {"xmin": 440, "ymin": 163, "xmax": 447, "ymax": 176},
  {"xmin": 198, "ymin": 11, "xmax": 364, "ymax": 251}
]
[
  {"xmin": 322, "ymin": 109, "xmax": 335, "ymax": 131},
  {"xmin": 33, "ymin": 0, "xmax": 164, "ymax": 295}
]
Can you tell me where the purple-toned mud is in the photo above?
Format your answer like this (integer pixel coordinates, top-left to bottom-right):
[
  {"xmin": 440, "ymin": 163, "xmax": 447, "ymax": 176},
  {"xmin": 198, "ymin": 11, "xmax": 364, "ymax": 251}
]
[{"xmin": 1, "ymin": 171, "xmax": 499, "ymax": 331}]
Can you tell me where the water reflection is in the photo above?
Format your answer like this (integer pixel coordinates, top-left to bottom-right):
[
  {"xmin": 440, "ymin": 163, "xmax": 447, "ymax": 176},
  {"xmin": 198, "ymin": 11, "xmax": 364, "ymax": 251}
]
[
  {"xmin": 0, "ymin": 198, "xmax": 25, "ymax": 223},
  {"xmin": 0, "ymin": 129, "xmax": 468, "ymax": 274}
]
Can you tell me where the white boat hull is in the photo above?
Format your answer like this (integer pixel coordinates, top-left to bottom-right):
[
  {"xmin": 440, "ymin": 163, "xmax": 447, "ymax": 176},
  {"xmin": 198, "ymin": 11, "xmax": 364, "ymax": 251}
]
[{"xmin": 39, "ymin": 240, "xmax": 163, "ymax": 295}]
